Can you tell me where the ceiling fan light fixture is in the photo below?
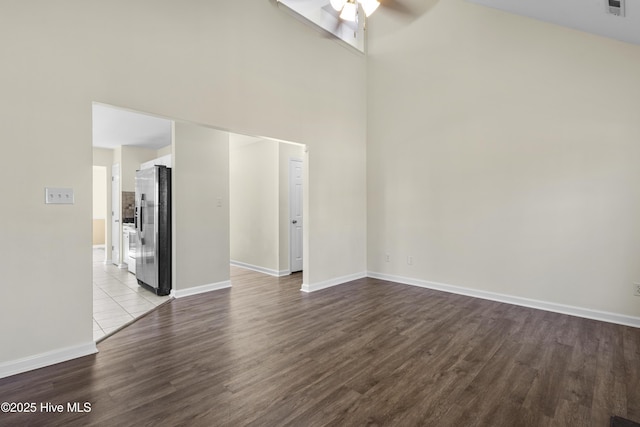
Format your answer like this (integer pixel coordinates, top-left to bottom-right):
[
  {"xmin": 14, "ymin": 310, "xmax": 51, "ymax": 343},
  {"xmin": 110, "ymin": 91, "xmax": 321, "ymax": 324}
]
[
  {"xmin": 330, "ymin": 0, "xmax": 348, "ymax": 12},
  {"xmin": 339, "ymin": 1, "xmax": 358, "ymax": 21},
  {"xmin": 359, "ymin": 0, "xmax": 380, "ymax": 17}
]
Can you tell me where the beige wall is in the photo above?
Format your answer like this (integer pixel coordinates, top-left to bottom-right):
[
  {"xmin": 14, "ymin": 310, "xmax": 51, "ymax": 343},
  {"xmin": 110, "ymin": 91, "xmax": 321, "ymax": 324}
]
[
  {"xmin": 92, "ymin": 220, "xmax": 105, "ymax": 246},
  {"xmin": 92, "ymin": 148, "xmax": 114, "ymax": 261},
  {"xmin": 156, "ymin": 145, "xmax": 172, "ymax": 157},
  {"xmin": 93, "ymin": 147, "xmax": 114, "ymax": 166},
  {"xmin": 367, "ymin": 0, "xmax": 640, "ymax": 317},
  {"xmin": 173, "ymin": 123, "xmax": 230, "ymax": 291},
  {"xmin": 0, "ymin": 0, "xmax": 366, "ymax": 370},
  {"xmin": 121, "ymin": 146, "xmax": 157, "ymax": 192},
  {"xmin": 230, "ymin": 140, "xmax": 279, "ymax": 271}
]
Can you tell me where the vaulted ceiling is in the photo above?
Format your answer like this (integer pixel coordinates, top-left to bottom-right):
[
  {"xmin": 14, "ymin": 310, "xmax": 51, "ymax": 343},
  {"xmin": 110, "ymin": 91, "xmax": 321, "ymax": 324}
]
[
  {"xmin": 467, "ymin": 0, "xmax": 640, "ymax": 46},
  {"xmin": 92, "ymin": 0, "xmax": 639, "ymax": 151},
  {"xmin": 280, "ymin": 0, "xmax": 640, "ymax": 47}
]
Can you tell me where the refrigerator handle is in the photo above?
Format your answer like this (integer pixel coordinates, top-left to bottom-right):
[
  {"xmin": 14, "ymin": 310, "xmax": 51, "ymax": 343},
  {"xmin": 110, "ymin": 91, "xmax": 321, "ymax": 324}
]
[
  {"xmin": 134, "ymin": 206, "xmax": 138, "ymax": 229},
  {"xmin": 140, "ymin": 194, "xmax": 145, "ymax": 233}
]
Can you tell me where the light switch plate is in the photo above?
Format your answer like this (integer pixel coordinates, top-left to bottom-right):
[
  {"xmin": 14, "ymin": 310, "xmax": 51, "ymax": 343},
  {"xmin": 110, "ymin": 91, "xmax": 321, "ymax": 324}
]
[{"xmin": 45, "ymin": 187, "xmax": 74, "ymax": 204}]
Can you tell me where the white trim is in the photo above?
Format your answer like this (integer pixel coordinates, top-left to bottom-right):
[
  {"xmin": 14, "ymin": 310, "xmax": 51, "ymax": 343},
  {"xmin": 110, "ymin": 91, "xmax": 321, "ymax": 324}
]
[
  {"xmin": 276, "ymin": 0, "xmax": 365, "ymax": 53},
  {"xmin": 230, "ymin": 260, "xmax": 290, "ymax": 277},
  {"xmin": 104, "ymin": 258, "xmax": 112, "ymax": 265},
  {"xmin": 117, "ymin": 263, "xmax": 127, "ymax": 269},
  {"xmin": 172, "ymin": 280, "xmax": 232, "ymax": 299},
  {"xmin": 367, "ymin": 272, "xmax": 640, "ymax": 329},
  {"xmin": 0, "ymin": 342, "xmax": 98, "ymax": 380},
  {"xmin": 92, "ymin": 244, "xmax": 105, "ymax": 249},
  {"xmin": 301, "ymin": 271, "xmax": 367, "ymax": 293}
]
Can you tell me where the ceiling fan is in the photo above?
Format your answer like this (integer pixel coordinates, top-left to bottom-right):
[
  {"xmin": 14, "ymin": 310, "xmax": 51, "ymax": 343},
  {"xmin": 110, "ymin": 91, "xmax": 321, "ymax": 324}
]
[
  {"xmin": 272, "ymin": 0, "xmax": 417, "ymax": 51},
  {"xmin": 328, "ymin": 0, "xmax": 417, "ymax": 27},
  {"xmin": 330, "ymin": 0, "xmax": 380, "ymax": 22}
]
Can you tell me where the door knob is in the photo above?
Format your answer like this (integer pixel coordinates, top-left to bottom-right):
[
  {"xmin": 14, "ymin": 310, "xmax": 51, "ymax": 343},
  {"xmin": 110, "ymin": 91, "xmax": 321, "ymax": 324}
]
[{"xmin": 292, "ymin": 220, "xmax": 297, "ymax": 224}]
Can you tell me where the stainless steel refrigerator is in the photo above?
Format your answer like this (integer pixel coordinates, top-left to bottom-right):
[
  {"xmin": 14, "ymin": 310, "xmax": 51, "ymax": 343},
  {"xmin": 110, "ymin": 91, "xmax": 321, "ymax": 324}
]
[{"xmin": 134, "ymin": 165, "xmax": 171, "ymax": 296}]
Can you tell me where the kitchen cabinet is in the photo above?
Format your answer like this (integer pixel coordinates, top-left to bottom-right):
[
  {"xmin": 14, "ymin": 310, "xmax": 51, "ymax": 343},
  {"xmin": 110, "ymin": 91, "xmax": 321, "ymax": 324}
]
[{"xmin": 123, "ymin": 224, "xmax": 136, "ymax": 274}]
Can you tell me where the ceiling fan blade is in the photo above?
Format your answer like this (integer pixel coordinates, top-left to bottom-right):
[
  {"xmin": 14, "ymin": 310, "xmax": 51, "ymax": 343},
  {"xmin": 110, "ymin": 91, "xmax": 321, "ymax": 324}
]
[{"xmin": 319, "ymin": 4, "xmax": 353, "ymax": 39}]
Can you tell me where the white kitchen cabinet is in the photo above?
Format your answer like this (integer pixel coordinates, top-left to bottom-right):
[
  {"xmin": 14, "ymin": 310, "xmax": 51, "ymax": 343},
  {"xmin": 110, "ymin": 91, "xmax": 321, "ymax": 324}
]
[{"xmin": 122, "ymin": 224, "xmax": 136, "ymax": 274}]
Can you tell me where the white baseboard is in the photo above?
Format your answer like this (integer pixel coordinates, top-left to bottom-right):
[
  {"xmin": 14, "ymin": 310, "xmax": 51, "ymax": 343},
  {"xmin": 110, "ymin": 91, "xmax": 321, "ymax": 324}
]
[
  {"xmin": 172, "ymin": 280, "xmax": 232, "ymax": 299},
  {"xmin": 0, "ymin": 342, "xmax": 98, "ymax": 380},
  {"xmin": 92, "ymin": 244, "xmax": 105, "ymax": 249},
  {"xmin": 301, "ymin": 271, "xmax": 367, "ymax": 293},
  {"xmin": 367, "ymin": 271, "xmax": 640, "ymax": 329},
  {"xmin": 230, "ymin": 260, "xmax": 290, "ymax": 277}
]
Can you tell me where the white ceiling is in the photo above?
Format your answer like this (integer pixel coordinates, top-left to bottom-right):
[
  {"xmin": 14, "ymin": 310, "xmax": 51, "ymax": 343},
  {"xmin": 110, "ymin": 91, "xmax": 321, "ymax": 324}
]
[
  {"xmin": 92, "ymin": 103, "xmax": 172, "ymax": 150},
  {"xmin": 279, "ymin": 0, "xmax": 640, "ymax": 46},
  {"xmin": 92, "ymin": 103, "xmax": 277, "ymax": 151},
  {"xmin": 466, "ymin": 0, "xmax": 640, "ymax": 45}
]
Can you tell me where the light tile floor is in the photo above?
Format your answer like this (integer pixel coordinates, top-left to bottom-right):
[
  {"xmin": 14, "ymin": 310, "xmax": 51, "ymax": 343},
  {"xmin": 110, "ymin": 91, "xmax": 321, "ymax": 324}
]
[{"xmin": 93, "ymin": 248, "xmax": 172, "ymax": 341}]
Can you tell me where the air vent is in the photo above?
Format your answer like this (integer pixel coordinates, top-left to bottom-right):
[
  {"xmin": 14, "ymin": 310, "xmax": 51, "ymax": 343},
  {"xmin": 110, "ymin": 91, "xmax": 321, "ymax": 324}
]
[{"xmin": 607, "ymin": 0, "xmax": 625, "ymax": 17}]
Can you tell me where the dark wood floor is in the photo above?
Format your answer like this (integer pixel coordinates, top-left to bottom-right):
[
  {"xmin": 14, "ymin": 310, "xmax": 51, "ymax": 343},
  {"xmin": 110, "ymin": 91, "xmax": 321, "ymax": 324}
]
[{"xmin": 1, "ymin": 266, "xmax": 639, "ymax": 426}]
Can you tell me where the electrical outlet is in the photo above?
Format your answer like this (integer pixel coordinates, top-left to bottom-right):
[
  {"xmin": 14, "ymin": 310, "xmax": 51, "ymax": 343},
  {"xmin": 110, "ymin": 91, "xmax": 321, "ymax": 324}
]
[
  {"xmin": 407, "ymin": 256, "xmax": 413, "ymax": 265},
  {"xmin": 634, "ymin": 283, "xmax": 640, "ymax": 296},
  {"xmin": 385, "ymin": 254, "xmax": 390, "ymax": 262}
]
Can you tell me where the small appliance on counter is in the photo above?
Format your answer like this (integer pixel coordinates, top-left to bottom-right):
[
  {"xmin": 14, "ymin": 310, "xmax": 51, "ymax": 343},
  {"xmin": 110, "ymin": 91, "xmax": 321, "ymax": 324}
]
[{"xmin": 134, "ymin": 165, "xmax": 171, "ymax": 296}]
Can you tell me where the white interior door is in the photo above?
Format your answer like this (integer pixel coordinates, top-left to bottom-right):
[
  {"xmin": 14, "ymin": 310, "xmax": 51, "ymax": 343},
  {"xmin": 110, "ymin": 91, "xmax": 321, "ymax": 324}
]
[
  {"xmin": 111, "ymin": 163, "xmax": 120, "ymax": 265},
  {"xmin": 289, "ymin": 158, "xmax": 303, "ymax": 273}
]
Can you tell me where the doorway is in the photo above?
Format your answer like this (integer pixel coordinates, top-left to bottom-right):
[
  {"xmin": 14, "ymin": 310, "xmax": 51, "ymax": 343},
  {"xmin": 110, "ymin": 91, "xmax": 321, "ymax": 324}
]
[
  {"xmin": 289, "ymin": 158, "xmax": 303, "ymax": 273},
  {"xmin": 92, "ymin": 103, "xmax": 173, "ymax": 341},
  {"xmin": 92, "ymin": 166, "xmax": 108, "ymax": 253},
  {"xmin": 229, "ymin": 135, "xmax": 305, "ymax": 280},
  {"xmin": 92, "ymin": 104, "xmax": 309, "ymax": 341},
  {"xmin": 111, "ymin": 163, "xmax": 120, "ymax": 267}
]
